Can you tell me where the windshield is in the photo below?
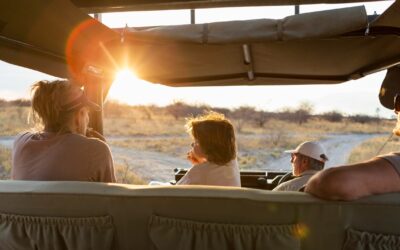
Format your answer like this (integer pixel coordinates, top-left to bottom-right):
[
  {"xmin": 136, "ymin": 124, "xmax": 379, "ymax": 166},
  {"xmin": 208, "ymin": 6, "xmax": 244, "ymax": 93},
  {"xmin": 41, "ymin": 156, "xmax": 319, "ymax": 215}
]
[{"xmin": 0, "ymin": 1, "xmax": 398, "ymax": 184}]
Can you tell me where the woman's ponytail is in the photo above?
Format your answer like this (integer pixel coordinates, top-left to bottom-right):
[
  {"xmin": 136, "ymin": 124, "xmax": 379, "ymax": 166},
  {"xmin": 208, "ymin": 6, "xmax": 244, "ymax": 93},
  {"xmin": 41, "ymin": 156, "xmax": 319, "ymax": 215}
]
[{"xmin": 30, "ymin": 80, "xmax": 74, "ymax": 132}]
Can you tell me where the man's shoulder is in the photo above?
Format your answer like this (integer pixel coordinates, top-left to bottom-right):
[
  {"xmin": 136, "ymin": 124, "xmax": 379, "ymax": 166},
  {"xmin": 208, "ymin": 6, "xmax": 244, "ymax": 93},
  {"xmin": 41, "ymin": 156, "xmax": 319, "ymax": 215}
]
[
  {"xmin": 378, "ymin": 152, "xmax": 400, "ymax": 157},
  {"xmin": 301, "ymin": 170, "xmax": 319, "ymax": 176},
  {"xmin": 274, "ymin": 175, "xmax": 310, "ymax": 191}
]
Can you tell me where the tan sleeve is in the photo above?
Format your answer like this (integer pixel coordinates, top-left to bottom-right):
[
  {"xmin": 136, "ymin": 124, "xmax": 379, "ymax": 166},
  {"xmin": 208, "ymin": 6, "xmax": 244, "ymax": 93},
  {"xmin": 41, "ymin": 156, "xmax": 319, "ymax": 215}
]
[
  {"xmin": 90, "ymin": 140, "xmax": 116, "ymax": 183},
  {"xmin": 11, "ymin": 132, "xmax": 32, "ymax": 179},
  {"xmin": 377, "ymin": 153, "xmax": 400, "ymax": 176},
  {"xmin": 102, "ymin": 145, "xmax": 116, "ymax": 183}
]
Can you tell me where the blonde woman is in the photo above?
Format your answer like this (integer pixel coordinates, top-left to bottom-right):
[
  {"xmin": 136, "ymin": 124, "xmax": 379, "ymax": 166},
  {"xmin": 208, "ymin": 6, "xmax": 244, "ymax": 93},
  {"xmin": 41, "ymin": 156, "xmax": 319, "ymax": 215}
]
[
  {"xmin": 177, "ymin": 112, "xmax": 241, "ymax": 187},
  {"xmin": 12, "ymin": 80, "xmax": 116, "ymax": 182}
]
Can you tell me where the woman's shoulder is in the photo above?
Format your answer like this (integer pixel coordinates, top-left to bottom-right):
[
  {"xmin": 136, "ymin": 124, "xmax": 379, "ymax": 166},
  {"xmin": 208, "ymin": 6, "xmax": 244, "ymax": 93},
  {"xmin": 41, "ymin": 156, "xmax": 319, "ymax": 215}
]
[
  {"xmin": 15, "ymin": 131, "xmax": 34, "ymax": 139},
  {"xmin": 67, "ymin": 134, "xmax": 110, "ymax": 149},
  {"xmin": 203, "ymin": 159, "xmax": 238, "ymax": 169},
  {"xmin": 14, "ymin": 131, "xmax": 36, "ymax": 145}
]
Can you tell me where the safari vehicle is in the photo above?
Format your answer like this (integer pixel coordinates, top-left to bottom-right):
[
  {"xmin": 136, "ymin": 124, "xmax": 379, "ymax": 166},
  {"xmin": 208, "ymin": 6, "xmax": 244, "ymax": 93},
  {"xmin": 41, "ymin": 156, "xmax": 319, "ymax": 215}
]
[{"xmin": 1, "ymin": 0, "xmax": 400, "ymax": 249}]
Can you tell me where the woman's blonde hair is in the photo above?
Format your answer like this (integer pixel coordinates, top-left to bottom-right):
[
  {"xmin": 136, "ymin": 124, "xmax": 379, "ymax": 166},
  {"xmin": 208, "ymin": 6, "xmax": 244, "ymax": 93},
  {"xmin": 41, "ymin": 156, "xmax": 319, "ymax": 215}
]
[
  {"xmin": 186, "ymin": 111, "xmax": 236, "ymax": 165},
  {"xmin": 30, "ymin": 80, "xmax": 77, "ymax": 133}
]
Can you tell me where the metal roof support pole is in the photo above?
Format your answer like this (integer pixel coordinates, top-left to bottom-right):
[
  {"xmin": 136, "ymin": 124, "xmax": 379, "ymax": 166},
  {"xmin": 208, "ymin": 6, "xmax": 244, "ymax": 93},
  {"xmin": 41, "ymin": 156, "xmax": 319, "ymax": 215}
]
[
  {"xmin": 190, "ymin": 9, "xmax": 196, "ymax": 24},
  {"xmin": 85, "ymin": 75, "xmax": 104, "ymax": 134},
  {"xmin": 243, "ymin": 44, "xmax": 255, "ymax": 81},
  {"xmin": 295, "ymin": 5, "xmax": 300, "ymax": 14},
  {"xmin": 94, "ymin": 13, "xmax": 102, "ymax": 22}
]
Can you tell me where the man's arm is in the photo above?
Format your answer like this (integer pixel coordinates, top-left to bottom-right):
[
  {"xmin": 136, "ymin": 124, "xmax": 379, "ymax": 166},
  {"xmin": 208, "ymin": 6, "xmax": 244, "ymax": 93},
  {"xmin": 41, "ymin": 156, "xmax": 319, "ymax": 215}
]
[{"xmin": 305, "ymin": 157, "xmax": 400, "ymax": 201}]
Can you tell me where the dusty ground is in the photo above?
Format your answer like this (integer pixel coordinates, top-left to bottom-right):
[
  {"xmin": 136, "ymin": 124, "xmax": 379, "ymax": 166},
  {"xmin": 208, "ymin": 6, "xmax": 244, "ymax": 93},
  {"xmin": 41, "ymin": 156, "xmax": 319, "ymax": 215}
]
[
  {"xmin": 109, "ymin": 133, "xmax": 383, "ymax": 182},
  {"xmin": 0, "ymin": 133, "xmax": 383, "ymax": 182}
]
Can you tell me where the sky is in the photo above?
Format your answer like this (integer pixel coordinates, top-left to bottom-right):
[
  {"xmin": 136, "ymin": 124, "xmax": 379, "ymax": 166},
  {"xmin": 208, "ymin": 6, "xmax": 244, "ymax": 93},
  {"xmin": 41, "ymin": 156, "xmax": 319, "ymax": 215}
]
[{"xmin": 0, "ymin": 1, "xmax": 395, "ymax": 117}]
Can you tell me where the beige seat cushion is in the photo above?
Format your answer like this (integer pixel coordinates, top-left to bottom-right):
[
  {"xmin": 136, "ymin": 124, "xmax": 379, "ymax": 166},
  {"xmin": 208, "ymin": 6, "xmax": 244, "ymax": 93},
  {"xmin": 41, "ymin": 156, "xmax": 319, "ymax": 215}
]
[
  {"xmin": 343, "ymin": 228, "xmax": 400, "ymax": 250},
  {"xmin": 0, "ymin": 213, "xmax": 115, "ymax": 250},
  {"xmin": 149, "ymin": 214, "xmax": 301, "ymax": 250}
]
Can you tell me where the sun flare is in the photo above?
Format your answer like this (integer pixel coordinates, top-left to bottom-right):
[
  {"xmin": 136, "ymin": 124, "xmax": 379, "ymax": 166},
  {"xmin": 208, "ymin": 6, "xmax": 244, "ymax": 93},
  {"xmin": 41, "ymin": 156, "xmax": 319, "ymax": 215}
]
[
  {"xmin": 107, "ymin": 69, "xmax": 173, "ymax": 106},
  {"xmin": 115, "ymin": 69, "xmax": 137, "ymax": 83}
]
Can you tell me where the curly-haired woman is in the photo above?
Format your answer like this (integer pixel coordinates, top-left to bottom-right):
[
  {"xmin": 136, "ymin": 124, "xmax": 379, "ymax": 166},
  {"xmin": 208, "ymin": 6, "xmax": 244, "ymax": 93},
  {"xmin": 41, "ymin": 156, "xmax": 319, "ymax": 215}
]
[{"xmin": 177, "ymin": 112, "xmax": 240, "ymax": 187}]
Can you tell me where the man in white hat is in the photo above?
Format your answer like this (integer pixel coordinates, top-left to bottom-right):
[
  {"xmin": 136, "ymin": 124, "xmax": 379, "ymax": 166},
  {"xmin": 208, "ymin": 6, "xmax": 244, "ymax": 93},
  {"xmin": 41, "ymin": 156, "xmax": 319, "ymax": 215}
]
[{"xmin": 273, "ymin": 141, "xmax": 328, "ymax": 191}]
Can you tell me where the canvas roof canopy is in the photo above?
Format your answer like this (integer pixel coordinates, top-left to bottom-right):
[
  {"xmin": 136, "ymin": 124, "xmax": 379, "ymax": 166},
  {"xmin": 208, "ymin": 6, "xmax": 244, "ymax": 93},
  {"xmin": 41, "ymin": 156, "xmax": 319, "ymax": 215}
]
[
  {"xmin": 71, "ymin": 0, "xmax": 391, "ymax": 12},
  {"xmin": 0, "ymin": 0, "xmax": 119, "ymax": 84},
  {"xmin": 0, "ymin": 0, "xmax": 399, "ymax": 89},
  {"xmin": 119, "ymin": 1, "xmax": 400, "ymax": 87}
]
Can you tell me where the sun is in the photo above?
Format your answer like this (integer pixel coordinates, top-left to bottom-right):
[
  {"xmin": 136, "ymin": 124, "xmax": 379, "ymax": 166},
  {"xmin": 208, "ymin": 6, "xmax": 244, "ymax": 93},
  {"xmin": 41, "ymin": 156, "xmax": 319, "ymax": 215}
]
[
  {"xmin": 114, "ymin": 69, "xmax": 137, "ymax": 84},
  {"xmin": 107, "ymin": 69, "xmax": 173, "ymax": 105}
]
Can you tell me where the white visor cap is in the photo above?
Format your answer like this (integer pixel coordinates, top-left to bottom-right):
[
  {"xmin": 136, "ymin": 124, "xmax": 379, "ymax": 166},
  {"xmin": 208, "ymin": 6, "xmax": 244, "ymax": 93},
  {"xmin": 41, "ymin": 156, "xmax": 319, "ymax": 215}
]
[{"xmin": 285, "ymin": 141, "xmax": 328, "ymax": 162}]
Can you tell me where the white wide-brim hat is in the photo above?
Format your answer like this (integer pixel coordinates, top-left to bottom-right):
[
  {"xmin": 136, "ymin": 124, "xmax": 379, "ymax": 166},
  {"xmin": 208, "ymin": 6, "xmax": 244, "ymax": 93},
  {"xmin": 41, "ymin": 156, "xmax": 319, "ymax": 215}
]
[{"xmin": 285, "ymin": 141, "xmax": 328, "ymax": 162}]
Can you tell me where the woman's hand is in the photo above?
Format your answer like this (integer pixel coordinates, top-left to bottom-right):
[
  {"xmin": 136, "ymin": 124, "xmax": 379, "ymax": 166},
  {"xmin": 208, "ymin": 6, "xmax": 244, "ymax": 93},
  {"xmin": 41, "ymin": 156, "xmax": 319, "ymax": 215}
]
[
  {"xmin": 187, "ymin": 151, "xmax": 201, "ymax": 165},
  {"xmin": 187, "ymin": 150, "xmax": 207, "ymax": 165}
]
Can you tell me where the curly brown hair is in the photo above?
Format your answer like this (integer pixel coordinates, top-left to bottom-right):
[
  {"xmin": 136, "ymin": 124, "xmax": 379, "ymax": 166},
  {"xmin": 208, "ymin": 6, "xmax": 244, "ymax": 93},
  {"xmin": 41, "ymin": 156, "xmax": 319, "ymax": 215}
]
[{"xmin": 186, "ymin": 112, "xmax": 236, "ymax": 165}]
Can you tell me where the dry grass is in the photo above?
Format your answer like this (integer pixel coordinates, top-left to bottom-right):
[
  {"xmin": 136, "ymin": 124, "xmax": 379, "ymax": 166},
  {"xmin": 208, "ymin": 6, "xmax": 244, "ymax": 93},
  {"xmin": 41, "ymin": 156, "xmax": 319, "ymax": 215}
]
[
  {"xmin": 114, "ymin": 160, "xmax": 147, "ymax": 184},
  {"xmin": 347, "ymin": 135, "xmax": 400, "ymax": 164},
  {"xmin": 0, "ymin": 146, "xmax": 11, "ymax": 179},
  {"xmin": 0, "ymin": 105, "xmax": 394, "ymax": 137},
  {"xmin": 104, "ymin": 116, "xmax": 184, "ymax": 136},
  {"xmin": 0, "ymin": 107, "xmax": 30, "ymax": 136},
  {"xmin": 110, "ymin": 137, "xmax": 190, "ymax": 158},
  {"xmin": 262, "ymin": 118, "xmax": 393, "ymax": 135}
]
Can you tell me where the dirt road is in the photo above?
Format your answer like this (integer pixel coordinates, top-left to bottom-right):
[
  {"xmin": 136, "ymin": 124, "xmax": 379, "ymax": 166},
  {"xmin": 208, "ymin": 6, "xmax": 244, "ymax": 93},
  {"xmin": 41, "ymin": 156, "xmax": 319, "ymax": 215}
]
[
  {"xmin": 111, "ymin": 147, "xmax": 188, "ymax": 182},
  {"xmin": 110, "ymin": 133, "xmax": 385, "ymax": 181}
]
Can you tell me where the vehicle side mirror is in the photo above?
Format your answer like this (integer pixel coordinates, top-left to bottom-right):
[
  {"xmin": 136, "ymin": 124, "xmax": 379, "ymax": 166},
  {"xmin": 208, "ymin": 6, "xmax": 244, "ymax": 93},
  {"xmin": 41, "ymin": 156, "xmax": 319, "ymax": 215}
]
[{"xmin": 379, "ymin": 66, "xmax": 400, "ymax": 110}]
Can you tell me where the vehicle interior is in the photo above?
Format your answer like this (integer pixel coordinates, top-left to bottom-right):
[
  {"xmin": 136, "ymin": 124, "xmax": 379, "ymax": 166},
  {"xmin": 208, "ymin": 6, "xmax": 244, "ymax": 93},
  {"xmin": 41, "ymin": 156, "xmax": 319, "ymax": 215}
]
[{"xmin": 1, "ymin": 0, "xmax": 400, "ymax": 249}]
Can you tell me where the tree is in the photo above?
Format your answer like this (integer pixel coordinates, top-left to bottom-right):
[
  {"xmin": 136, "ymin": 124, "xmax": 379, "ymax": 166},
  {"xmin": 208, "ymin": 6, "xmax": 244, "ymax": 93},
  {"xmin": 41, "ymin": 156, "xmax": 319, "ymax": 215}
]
[
  {"xmin": 252, "ymin": 111, "xmax": 271, "ymax": 128},
  {"xmin": 293, "ymin": 102, "xmax": 314, "ymax": 124},
  {"xmin": 231, "ymin": 106, "xmax": 258, "ymax": 132},
  {"xmin": 349, "ymin": 114, "xmax": 375, "ymax": 124},
  {"xmin": 166, "ymin": 101, "xmax": 203, "ymax": 120},
  {"xmin": 321, "ymin": 111, "xmax": 343, "ymax": 122}
]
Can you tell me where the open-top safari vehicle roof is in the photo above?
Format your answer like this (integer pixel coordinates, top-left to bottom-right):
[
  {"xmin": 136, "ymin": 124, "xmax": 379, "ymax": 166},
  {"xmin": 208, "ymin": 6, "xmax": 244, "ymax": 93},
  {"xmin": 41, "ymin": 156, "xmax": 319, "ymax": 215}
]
[
  {"xmin": 2, "ymin": 2, "xmax": 400, "ymax": 249},
  {"xmin": 1, "ymin": 0, "xmax": 400, "ymax": 131},
  {"xmin": 70, "ymin": 0, "xmax": 391, "ymax": 11}
]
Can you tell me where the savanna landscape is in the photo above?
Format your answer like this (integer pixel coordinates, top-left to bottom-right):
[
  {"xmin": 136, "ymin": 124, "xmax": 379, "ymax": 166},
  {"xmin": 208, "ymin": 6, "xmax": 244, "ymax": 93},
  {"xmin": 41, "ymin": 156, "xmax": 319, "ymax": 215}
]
[{"xmin": 0, "ymin": 99, "xmax": 398, "ymax": 184}]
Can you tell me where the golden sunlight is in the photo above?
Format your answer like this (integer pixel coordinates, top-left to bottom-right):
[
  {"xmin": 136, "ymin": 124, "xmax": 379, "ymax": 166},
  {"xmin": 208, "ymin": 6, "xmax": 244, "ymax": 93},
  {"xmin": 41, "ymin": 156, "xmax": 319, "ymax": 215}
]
[{"xmin": 107, "ymin": 69, "xmax": 174, "ymax": 105}]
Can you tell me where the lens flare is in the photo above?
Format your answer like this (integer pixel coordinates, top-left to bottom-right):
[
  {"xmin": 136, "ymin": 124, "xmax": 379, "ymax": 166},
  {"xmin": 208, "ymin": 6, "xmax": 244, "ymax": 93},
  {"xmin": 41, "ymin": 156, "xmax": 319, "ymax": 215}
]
[
  {"xmin": 66, "ymin": 19, "xmax": 98, "ymax": 80},
  {"xmin": 294, "ymin": 223, "xmax": 310, "ymax": 239}
]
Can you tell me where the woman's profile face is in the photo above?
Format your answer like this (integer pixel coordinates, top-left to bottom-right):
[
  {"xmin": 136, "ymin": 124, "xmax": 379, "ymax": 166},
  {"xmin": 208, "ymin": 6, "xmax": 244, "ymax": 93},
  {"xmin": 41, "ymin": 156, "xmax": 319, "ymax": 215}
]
[
  {"xmin": 393, "ymin": 113, "xmax": 400, "ymax": 136},
  {"xmin": 187, "ymin": 140, "xmax": 207, "ymax": 165}
]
